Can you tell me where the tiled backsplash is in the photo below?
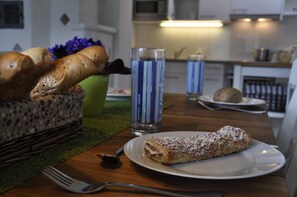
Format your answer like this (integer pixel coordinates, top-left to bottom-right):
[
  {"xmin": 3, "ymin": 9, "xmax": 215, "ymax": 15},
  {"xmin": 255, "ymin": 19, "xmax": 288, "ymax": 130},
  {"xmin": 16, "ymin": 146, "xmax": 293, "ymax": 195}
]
[{"xmin": 134, "ymin": 16, "xmax": 297, "ymax": 61}]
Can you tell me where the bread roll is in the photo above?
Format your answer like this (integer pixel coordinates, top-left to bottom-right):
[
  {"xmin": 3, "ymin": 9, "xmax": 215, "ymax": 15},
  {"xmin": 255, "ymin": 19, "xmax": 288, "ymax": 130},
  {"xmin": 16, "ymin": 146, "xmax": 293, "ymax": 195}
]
[
  {"xmin": 144, "ymin": 125, "xmax": 252, "ymax": 165},
  {"xmin": 31, "ymin": 46, "xmax": 109, "ymax": 97},
  {"xmin": 0, "ymin": 52, "xmax": 51, "ymax": 101},
  {"xmin": 213, "ymin": 87, "xmax": 243, "ymax": 103},
  {"xmin": 21, "ymin": 47, "xmax": 52, "ymax": 65}
]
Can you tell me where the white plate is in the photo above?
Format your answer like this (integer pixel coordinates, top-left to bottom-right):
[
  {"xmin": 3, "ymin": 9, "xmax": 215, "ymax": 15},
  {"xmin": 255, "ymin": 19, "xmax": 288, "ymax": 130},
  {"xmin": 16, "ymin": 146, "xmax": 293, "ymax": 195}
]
[
  {"xmin": 124, "ymin": 131, "xmax": 285, "ymax": 180},
  {"xmin": 106, "ymin": 94, "xmax": 131, "ymax": 101},
  {"xmin": 106, "ymin": 88, "xmax": 131, "ymax": 101},
  {"xmin": 198, "ymin": 95, "xmax": 266, "ymax": 106}
]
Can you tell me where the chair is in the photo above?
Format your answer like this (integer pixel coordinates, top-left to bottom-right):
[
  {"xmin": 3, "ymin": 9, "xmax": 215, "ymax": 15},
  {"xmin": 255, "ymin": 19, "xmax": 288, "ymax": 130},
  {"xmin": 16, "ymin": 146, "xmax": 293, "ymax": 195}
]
[
  {"xmin": 276, "ymin": 59, "xmax": 297, "ymax": 155},
  {"xmin": 276, "ymin": 59, "xmax": 297, "ymax": 197},
  {"xmin": 286, "ymin": 144, "xmax": 297, "ymax": 197}
]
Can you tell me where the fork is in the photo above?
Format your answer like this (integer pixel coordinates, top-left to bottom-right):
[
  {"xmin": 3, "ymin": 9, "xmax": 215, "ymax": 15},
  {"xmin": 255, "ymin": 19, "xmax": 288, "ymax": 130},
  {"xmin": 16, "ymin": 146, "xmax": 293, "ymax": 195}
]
[
  {"xmin": 42, "ymin": 166, "xmax": 221, "ymax": 197},
  {"xmin": 198, "ymin": 101, "xmax": 266, "ymax": 114}
]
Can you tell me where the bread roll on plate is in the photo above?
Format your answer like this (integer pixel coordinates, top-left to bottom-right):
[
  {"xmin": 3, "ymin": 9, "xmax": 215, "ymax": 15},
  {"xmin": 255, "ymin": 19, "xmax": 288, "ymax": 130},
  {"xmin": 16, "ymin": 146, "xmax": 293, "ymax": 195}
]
[
  {"xmin": 144, "ymin": 125, "xmax": 252, "ymax": 165},
  {"xmin": 213, "ymin": 87, "xmax": 243, "ymax": 103}
]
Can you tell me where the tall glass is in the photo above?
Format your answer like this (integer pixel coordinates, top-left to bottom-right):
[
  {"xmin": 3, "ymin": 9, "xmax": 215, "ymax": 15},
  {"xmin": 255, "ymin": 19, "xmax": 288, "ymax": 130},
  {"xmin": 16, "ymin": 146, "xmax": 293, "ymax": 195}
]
[
  {"xmin": 130, "ymin": 48, "xmax": 166, "ymax": 136},
  {"xmin": 186, "ymin": 54, "xmax": 205, "ymax": 100}
]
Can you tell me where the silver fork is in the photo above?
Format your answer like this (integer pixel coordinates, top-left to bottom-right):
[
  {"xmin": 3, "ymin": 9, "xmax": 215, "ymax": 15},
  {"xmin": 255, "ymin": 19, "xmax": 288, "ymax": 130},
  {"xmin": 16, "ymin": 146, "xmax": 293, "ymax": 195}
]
[{"xmin": 42, "ymin": 166, "xmax": 221, "ymax": 197}]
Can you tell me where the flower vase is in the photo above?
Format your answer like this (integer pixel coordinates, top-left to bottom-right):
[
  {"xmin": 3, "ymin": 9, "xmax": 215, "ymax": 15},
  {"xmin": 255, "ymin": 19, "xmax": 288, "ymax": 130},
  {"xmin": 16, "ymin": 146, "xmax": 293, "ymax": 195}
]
[{"xmin": 79, "ymin": 75, "xmax": 109, "ymax": 116}]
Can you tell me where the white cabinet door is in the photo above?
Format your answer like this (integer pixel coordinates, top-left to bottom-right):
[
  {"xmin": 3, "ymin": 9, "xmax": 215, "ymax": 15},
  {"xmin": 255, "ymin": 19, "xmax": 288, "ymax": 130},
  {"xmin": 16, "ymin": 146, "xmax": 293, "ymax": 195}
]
[
  {"xmin": 174, "ymin": 0, "xmax": 199, "ymax": 20},
  {"xmin": 203, "ymin": 63, "xmax": 225, "ymax": 96},
  {"xmin": 164, "ymin": 61, "xmax": 187, "ymax": 94},
  {"xmin": 199, "ymin": 0, "xmax": 231, "ymax": 21},
  {"xmin": 283, "ymin": 0, "xmax": 297, "ymax": 15},
  {"xmin": 230, "ymin": 0, "xmax": 283, "ymax": 15}
]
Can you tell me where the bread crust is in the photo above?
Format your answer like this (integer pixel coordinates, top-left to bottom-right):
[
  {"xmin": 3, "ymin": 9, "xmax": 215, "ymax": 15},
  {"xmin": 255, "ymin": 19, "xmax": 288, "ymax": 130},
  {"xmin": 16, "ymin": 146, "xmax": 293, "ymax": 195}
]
[
  {"xmin": 213, "ymin": 87, "xmax": 243, "ymax": 103},
  {"xmin": 77, "ymin": 46, "xmax": 108, "ymax": 71},
  {"xmin": 21, "ymin": 47, "xmax": 52, "ymax": 65},
  {"xmin": 31, "ymin": 46, "xmax": 109, "ymax": 97},
  {"xmin": 144, "ymin": 125, "xmax": 252, "ymax": 165},
  {"xmin": 0, "ymin": 52, "xmax": 51, "ymax": 101}
]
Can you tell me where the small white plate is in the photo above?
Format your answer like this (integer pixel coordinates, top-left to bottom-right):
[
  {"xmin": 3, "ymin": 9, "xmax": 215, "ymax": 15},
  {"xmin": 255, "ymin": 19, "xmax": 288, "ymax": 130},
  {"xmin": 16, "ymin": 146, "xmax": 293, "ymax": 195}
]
[
  {"xmin": 106, "ymin": 88, "xmax": 131, "ymax": 101},
  {"xmin": 198, "ymin": 95, "xmax": 266, "ymax": 106},
  {"xmin": 124, "ymin": 131, "xmax": 285, "ymax": 180},
  {"xmin": 106, "ymin": 93, "xmax": 131, "ymax": 101}
]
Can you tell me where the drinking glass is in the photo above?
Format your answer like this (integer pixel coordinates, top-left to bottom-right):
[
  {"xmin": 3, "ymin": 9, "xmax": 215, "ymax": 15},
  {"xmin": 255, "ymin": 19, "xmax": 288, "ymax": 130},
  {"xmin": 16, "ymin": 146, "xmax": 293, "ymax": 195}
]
[
  {"xmin": 186, "ymin": 54, "xmax": 205, "ymax": 100},
  {"xmin": 130, "ymin": 48, "xmax": 166, "ymax": 136}
]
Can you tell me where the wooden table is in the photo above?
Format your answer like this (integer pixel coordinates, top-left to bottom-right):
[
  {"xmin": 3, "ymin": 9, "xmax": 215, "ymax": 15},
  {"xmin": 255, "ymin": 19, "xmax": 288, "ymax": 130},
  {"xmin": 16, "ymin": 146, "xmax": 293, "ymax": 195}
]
[{"xmin": 3, "ymin": 94, "xmax": 288, "ymax": 197}]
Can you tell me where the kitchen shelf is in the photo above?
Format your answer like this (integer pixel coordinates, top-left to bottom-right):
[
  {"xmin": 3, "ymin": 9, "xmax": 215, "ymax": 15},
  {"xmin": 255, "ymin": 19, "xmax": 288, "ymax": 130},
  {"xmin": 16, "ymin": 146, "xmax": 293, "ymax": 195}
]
[
  {"xmin": 233, "ymin": 64, "xmax": 291, "ymax": 119},
  {"xmin": 71, "ymin": 23, "xmax": 117, "ymax": 34}
]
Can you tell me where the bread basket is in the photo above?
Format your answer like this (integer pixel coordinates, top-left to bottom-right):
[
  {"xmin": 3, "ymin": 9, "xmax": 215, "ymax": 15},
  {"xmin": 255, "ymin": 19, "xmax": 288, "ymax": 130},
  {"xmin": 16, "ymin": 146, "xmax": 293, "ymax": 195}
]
[{"xmin": 0, "ymin": 88, "xmax": 85, "ymax": 168}]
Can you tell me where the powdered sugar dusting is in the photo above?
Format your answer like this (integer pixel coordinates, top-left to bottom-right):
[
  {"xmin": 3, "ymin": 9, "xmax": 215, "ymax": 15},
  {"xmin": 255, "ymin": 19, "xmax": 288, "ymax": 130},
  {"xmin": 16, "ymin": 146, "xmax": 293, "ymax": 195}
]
[{"xmin": 144, "ymin": 125, "xmax": 252, "ymax": 164}]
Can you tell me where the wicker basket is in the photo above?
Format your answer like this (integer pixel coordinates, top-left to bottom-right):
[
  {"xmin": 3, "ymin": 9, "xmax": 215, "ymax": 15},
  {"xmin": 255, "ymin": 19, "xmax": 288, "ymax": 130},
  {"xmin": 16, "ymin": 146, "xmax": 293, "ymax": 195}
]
[{"xmin": 0, "ymin": 89, "xmax": 85, "ymax": 168}]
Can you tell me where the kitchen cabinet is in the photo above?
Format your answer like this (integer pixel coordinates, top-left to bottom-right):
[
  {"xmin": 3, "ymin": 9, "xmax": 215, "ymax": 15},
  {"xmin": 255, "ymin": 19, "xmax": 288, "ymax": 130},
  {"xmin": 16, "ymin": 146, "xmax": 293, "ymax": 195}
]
[
  {"xmin": 230, "ymin": 0, "xmax": 284, "ymax": 15},
  {"xmin": 283, "ymin": 0, "xmax": 297, "ymax": 16},
  {"xmin": 198, "ymin": 0, "xmax": 231, "ymax": 21},
  {"xmin": 173, "ymin": 0, "xmax": 199, "ymax": 20},
  {"xmin": 164, "ymin": 61, "xmax": 187, "ymax": 94},
  {"xmin": 164, "ymin": 61, "xmax": 227, "ymax": 96},
  {"xmin": 203, "ymin": 63, "xmax": 228, "ymax": 96}
]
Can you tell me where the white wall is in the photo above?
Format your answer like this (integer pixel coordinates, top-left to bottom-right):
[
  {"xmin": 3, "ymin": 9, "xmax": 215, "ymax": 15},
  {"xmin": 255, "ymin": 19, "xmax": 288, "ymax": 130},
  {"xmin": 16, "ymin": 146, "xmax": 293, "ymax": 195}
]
[
  {"xmin": 0, "ymin": 0, "xmax": 32, "ymax": 51},
  {"xmin": 31, "ymin": 0, "xmax": 51, "ymax": 48},
  {"xmin": 111, "ymin": 0, "xmax": 133, "ymax": 89},
  {"xmin": 49, "ymin": 0, "xmax": 80, "ymax": 47}
]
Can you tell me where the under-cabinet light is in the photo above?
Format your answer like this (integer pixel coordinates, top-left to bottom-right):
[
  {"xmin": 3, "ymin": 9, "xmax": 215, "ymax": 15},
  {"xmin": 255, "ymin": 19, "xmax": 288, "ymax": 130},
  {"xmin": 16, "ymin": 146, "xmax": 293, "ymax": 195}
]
[
  {"xmin": 238, "ymin": 18, "xmax": 252, "ymax": 22},
  {"xmin": 236, "ymin": 18, "xmax": 273, "ymax": 22},
  {"xmin": 257, "ymin": 18, "xmax": 273, "ymax": 22},
  {"xmin": 160, "ymin": 20, "xmax": 223, "ymax": 28}
]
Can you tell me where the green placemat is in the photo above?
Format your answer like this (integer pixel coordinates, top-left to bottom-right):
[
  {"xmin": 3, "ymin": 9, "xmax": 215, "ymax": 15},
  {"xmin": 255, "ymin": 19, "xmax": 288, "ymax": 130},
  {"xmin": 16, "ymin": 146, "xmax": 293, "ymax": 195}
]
[
  {"xmin": 0, "ymin": 100, "xmax": 131, "ymax": 194},
  {"xmin": 0, "ymin": 100, "xmax": 173, "ymax": 194}
]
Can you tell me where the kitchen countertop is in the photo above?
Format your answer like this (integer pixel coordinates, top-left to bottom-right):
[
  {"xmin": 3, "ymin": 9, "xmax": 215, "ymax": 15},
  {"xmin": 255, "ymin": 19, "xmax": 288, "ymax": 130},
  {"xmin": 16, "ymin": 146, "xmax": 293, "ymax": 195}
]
[{"xmin": 167, "ymin": 58, "xmax": 292, "ymax": 68}]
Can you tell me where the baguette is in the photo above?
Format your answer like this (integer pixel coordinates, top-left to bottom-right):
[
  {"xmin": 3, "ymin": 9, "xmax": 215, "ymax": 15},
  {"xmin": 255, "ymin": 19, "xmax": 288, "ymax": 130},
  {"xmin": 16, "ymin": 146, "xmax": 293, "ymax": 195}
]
[
  {"xmin": 144, "ymin": 125, "xmax": 252, "ymax": 165},
  {"xmin": 0, "ymin": 51, "xmax": 51, "ymax": 101},
  {"xmin": 31, "ymin": 46, "xmax": 109, "ymax": 97},
  {"xmin": 77, "ymin": 46, "xmax": 108, "ymax": 70}
]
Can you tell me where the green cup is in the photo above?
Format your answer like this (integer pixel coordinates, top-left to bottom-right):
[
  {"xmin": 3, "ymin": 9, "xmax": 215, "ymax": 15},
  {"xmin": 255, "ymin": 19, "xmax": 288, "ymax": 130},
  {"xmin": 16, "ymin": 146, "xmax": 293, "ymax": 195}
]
[{"xmin": 79, "ymin": 75, "xmax": 109, "ymax": 116}]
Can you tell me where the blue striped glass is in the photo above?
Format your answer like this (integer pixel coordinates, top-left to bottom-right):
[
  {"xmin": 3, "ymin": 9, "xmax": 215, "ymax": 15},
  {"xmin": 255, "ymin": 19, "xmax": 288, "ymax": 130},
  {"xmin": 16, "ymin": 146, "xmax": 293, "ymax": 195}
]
[
  {"xmin": 186, "ymin": 54, "xmax": 205, "ymax": 100},
  {"xmin": 131, "ymin": 48, "xmax": 165, "ymax": 136}
]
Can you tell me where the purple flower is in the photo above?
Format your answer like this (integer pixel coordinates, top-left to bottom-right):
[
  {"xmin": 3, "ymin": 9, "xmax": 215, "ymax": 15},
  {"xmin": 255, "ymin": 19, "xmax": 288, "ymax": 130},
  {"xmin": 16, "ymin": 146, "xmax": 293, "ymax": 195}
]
[{"xmin": 49, "ymin": 36, "xmax": 104, "ymax": 60}]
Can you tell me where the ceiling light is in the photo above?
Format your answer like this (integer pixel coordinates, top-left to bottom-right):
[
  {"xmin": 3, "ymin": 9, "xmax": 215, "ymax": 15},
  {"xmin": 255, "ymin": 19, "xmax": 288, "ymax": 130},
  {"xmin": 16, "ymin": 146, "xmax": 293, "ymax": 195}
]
[{"xmin": 160, "ymin": 20, "xmax": 223, "ymax": 28}]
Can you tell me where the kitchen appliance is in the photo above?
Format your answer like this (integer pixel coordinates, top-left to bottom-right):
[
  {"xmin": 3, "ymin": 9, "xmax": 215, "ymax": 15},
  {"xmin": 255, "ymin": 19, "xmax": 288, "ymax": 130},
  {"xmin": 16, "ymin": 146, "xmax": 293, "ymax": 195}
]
[
  {"xmin": 133, "ymin": 0, "xmax": 167, "ymax": 20},
  {"xmin": 253, "ymin": 48, "xmax": 272, "ymax": 62}
]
